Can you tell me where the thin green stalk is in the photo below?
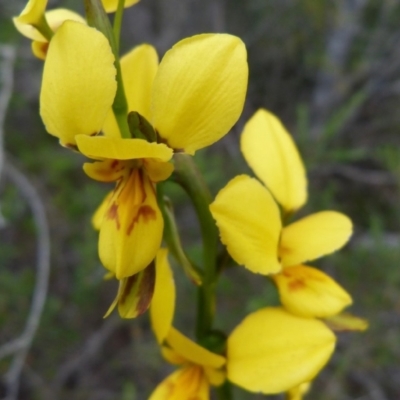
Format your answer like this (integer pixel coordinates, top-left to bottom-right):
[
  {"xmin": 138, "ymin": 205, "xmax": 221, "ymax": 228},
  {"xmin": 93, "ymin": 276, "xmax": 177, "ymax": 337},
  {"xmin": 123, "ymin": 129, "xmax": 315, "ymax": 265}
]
[
  {"xmin": 34, "ymin": 15, "xmax": 53, "ymax": 41},
  {"xmin": 215, "ymin": 381, "xmax": 233, "ymax": 400},
  {"xmin": 173, "ymin": 154, "xmax": 218, "ymax": 341},
  {"xmin": 157, "ymin": 183, "xmax": 202, "ymax": 285},
  {"xmin": 113, "ymin": 0, "xmax": 125, "ymax": 53}
]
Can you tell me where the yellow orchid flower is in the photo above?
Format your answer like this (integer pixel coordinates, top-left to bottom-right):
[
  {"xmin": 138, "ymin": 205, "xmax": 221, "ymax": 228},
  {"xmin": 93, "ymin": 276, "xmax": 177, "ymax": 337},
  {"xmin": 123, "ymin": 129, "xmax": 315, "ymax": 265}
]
[
  {"xmin": 40, "ymin": 22, "xmax": 247, "ymax": 278},
  {"xmin": 149, "ymin": 327, "xmax": 226, "ymax": 400},
  {"xmin": 40, "ymin": 22, "xmax": 248, "ymax": 150},
  {"xmin": 77, "ymin": 137, "xmax": 173, "ymax": 279},
  {"xmin": 102, "ymin": 35, "xmax": 248, "ymax": 154},
  {"xmin": 209, "ymin": 109, "xmax": 353, "ymax": 318},
  {"xmin": 210, "ymin": 174, "xmax": 352, "ymax": 275},
  {"xmin": 227, "ymin": 307, "xmax": 335, "ymax": 394}
]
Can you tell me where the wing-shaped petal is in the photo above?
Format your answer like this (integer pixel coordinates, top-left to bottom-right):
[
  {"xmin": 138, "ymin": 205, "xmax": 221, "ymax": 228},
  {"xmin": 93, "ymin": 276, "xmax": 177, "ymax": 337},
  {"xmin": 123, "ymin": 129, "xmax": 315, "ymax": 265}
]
[
  {"xmin": 280, "ymin": 211, "xmax": 353, "ymax": 267},
  {"xmin": 99, "ymin": 169, "xmax": 163, "ymax": 278},
  {"xmin": 149, "ymin": 366, "xmax": 209, "ymax": 400},
  {"xmin": 103, "ymin": 44, "xmax": 158, "ymax": 138},
  {"xmin": 166, "ymin": 327, "xmax": 225, "ymax": 369},
  {"xmin": 152, "ymin": 34, "xmax": 248, "ymax": 154},
  {"xmin": 143, "ymin": 159, "xmax": 174, "ymax": 182},
  {"xmin": 83, "ymin": 160, "xmax": 130, "ymax": 182},
  {"xmin": 227, "ymin": 307, "xmax": 335, "ymax": 394},
  {"xmin": 241, "ymin": 109, "xmax": 307, "ymax": 212},
  {"xmin": 273, "ymin": 265, "xmax": 352, "ymax": 318},
  {"xmin": 40, "ymin": 21, "xmax": 116, "ymax": 146},
  {"xmin": 150, "ymin": 249, "xmax": 176, "ymax": 343},
  {"xmin": 210, "ymin": 175, "xmax": 282, "ymax": 275},
  {"xmin": 102, "ymin": 0, "xmax": 140, "ymax": 13},
  {"xmin": 76, "ymin": 136, "xmax": 173, "ymax": 161},
  {"xmin": 204, "ymin": 366, "xmax": 226, "ymax": 387}
]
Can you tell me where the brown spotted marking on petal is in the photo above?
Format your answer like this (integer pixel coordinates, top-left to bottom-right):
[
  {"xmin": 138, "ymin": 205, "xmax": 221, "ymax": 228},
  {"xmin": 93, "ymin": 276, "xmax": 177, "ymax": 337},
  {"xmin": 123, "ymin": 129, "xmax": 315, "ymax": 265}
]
[
  {"xmin": 126, "ymin": 205, "xmax": 157, "ymax": 235},
  {"xmin": 136, "ymin": 261, "xmax": 155, "ymax": 315},
  {"xmin": 41, "ymin": 42, "xmax": 49, "ymax": 55},
  {"xmin": 106, "ymin": 202, "xmax": 121, "ymax": 230},
  {"xmin": 62, "ymin": 142, "xmax": 79, "ymax": 151},
  {"xmin": 281, "ymin": 269, "xmax": 306, "ymax": 292},
  {"xmin": 111, "ymin": 160, "xmax": 120, "ymax": 169},
  {"xmin": 119, "ymin": 274, "xmax": 138, "ymax": 306},
  {"xmin": 283, "ymin": 266, "xmax": 327, "ymax": 292},
  {"xmin": 287, "ymin": 277, "xmax": 306, "ymax": 291}
]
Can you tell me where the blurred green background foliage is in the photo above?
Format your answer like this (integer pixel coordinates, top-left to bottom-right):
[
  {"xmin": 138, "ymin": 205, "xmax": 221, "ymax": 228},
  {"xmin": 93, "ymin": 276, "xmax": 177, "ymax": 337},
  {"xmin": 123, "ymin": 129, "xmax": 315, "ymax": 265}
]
[{"xmin": 0, "ymin": 0, "xmax": 400, "ymax": 399}]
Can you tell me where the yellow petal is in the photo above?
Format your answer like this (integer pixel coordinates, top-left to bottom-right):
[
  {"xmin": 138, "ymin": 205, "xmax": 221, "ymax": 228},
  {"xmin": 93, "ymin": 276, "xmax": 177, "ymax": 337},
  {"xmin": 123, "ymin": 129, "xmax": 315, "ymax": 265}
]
[
  {"xmin": 325, "ymin": 313, "xmax": 369, "ymax": 332},
  {"xmin": 83, "ymin": 159, "xmax": 131, "ymax": 182},
  {"xmin": 204, "ymin": 367, "xmax": 226, "ymax": 387},
  {"xmin": 101, "ymin": 0, "xmax": 140, "ymax": 13},
  {"xmin": 227, "ymin": 307, "xmax": 335, "ymax": 394},
  {"xmin": 273, "ymin": 265, "xmax": 352, "ymax": 318},
  {"xmin": 31, "ymin": 40, "xmax": 48, "ymax": 59},
  {"xmin": 210, "ymin": 175, "xmax": 282, "ymax": 275},
  {"xmin": 103, "ymin": 44, "xmax": 158, "ymax": 138},
  {"xmin": 161, "ymin": 346, "xmax": 187, "ymax": 365},
  {"xmin": 166, "ymin": 327, "xmax": 226, "ymax": 369},
  {"xmin": 13, "ymin": 0, "xmax": 47, "ymax": 27},
  {"xmin": 241, "ymin": 109, "xmax": 307, "ymax": 212},
  {"xmin": 149, "ymin": 366, "xmax": 209, "ymax": 400},
  {"xmin": 143, "ymin": 159, "xmax": 174, "ymax": 182},
  {"xmin": 150, "ymin": 249, "xmax": 176, "ymax": 343},
  {"xmin": 152, "ymin": 34, "xmax": 248, "ymax": 154},
  {"xmin": 40, "ymin": 21, "xmax": 117, "ymax": 146},
  {"xmin": 117, "ymin": 262, "xmax": 156, "ymax": 318},
  {"xmin": 76, "ymin": 136, "xmax": 173, "ymax": 162},
  {"xmin": 287, "ymin": 382, "xmax": 312, "ymax": 400},
  {"xmin": 92, "ymin": 191, "xmax": 113, "ymax": 230},
  {"xmin": 280, "ymin": 211, "xmax": 353, "ymax": 267},
  {"xmin": 99, "ymin": 169, "xmax": 163, "ymax": 279}
]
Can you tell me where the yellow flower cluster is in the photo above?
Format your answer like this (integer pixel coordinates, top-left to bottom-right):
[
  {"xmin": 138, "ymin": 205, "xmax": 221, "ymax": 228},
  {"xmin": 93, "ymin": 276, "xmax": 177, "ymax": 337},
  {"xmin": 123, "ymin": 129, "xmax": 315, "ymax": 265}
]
[{"xmin": 14, "ymin": 1, "xmax": 367, "ymax": 399}]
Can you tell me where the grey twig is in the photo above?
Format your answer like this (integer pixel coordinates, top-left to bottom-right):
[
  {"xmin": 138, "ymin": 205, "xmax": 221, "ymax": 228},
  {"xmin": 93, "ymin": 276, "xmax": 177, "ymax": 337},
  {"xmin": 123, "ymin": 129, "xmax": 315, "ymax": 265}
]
[
  {"xmin": 0, "ymin": 45, "xmax": 16, "ymax": 228},
  {"xmin": 1, "ymin": 160, "xmax": 51, "ymax": 400},
  {"xmin": 0, "ymin": 45, "xmax": 51, "ymax": 400}
]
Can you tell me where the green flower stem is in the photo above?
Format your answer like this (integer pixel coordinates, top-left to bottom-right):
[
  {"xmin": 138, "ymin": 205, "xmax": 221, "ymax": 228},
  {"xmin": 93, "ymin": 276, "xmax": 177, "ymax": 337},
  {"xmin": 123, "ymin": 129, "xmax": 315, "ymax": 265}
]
[
  {"xmin": 173, "ymin": 153, "xmax": 219, "ymax": 341},
  {"xmin": 216, "ymin": 381, "xmax": 233, "ymax": 400},
  {"xmin": 156, "ymin": 183, "xmax": 202, "ymax": 285},
  {"xmin": 34, "ymin": 15, "xmax": 54, "ymax": 41},
  {"xmin": 113, "ymin": 0, "xmax": 125, "ymax": 53},
  {"xmin": 85, "ymin": 0, "xmax": 130, "ymax": 139}
]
